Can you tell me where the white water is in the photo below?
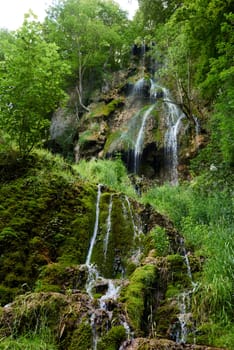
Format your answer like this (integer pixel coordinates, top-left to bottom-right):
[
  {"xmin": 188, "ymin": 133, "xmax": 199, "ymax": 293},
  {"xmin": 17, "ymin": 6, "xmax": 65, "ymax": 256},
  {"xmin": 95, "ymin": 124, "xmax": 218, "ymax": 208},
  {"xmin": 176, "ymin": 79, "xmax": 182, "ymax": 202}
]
[
  {"xmin": 85, "ymin": 185, "xmax": 124, "ymax": 349},
  {"xmin": 176, "ymin": 291, "xmax": 192, "ymax": 344},
  {"xmin": 162, "ymin": 87, "xmax": 185, "ymax": 185},
  {"xmin": 125, "ymin": 196, "xmax": 138, "ymax": 238},
  {"xmin": 134, "ymin": 104, "xmax": 155, "ymax": 173},
  {"xmin": 175, "ymin": 238, "xmax": 197, "ymax": 344},
  {"xmin": 90, "ymin": 312, "xmax": 98, "ymax": 350},
  {"xmin": 85, "ymin": 264, "xmax": 100, "ymax": 299},
  {"xmin": 103, "ymin": 195, "xmax": 113, "ymax": 259},
  {"xmin": 86, "ymin": 184, "xmax": 102, "ymax": 266},
  {"xmin": 132, "ymin": 77, "xmax": 145, "ymax": 96},
  {"xmin": 99, "ymin": 279, "xmax": 120, "ymax": 310}
]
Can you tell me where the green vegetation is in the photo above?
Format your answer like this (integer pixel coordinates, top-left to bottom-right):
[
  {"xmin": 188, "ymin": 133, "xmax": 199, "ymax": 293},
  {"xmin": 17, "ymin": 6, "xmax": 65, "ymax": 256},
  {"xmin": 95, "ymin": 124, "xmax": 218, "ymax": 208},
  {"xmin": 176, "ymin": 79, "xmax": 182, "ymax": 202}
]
[
  {"xmin": 0, "ymin": 16, "xmax": 69, "ymax": 156},
  {"xmin": 142, "ymin": 168, "xmax": 234, "ymax": 347},
  {"xmin": 124, "ymin": 264, "xmax": 157, "ymax": 333},
  {"xmin": 75, "ymin": 158, "xmax": 136, "ymax": 197},
  {"xmin": 0, "ymin": 0, "xmax": 233, "ymax": 348},
  {"xmin": 97, "ymin": 325, "xmax": 126, "ymax": 350}
]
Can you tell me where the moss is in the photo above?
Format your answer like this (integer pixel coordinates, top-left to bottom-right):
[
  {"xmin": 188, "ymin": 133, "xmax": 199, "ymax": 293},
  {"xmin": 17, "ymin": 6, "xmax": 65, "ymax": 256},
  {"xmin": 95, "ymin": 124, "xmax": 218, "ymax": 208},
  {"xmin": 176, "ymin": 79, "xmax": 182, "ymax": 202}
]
[
  {"xmin": 91, "ymin": 194, "xmax": 135, "ymax": 278},
  {"xmin": 88, "ymin": 99, "xmax": 124, "ymax": 119},
  {"xmin": 165, "ymin": 284, "xmax": 181, "ymax": 299},
  {"xmin": 155, "ymin": 301, "xmax": 179, "ymax": 336},
  {"xmin": 68, "ymin": 321, "xmax": 93, "ymax": 350},
  {"xmin": 97, "ymin": 325, "xmax": 126, "ymax": 350},
  {"xmin": 124, "ymin": 264, "xmax": 158, "ymax": 333},
  {"xmin": 0, "ymin": 149, "xmax": 98, "ymax": 304},
  {"xmin": 103, "ymin": 129, "xmax": 136, "ymax": 155},
  {"xmin": 35, "ymin": 263, "xmax": 87, "ymax": 293}
]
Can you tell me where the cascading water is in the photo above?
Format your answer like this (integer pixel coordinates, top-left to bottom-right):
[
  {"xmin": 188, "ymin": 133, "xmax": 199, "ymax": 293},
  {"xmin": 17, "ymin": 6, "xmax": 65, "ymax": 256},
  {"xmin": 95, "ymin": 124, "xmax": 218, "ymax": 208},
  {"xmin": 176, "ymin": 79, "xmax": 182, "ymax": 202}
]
[
  {"xmin": 173, "ymin": 238, "xmax": 197, "ymax": 344},
  {"xmin": 125, "ymin": 195, "xmax": 138, "ymax": 239},
  {"xmin": 162, "ymin": 87, "xmax": 185, "ymax": 185},
  {"xmin": 103, "ymin": 194, "xmax": 113, "ymax": 259},
  {"xmin": 86, "ymin": 183, "xmax": 102, "ymax": 266},
  {"xmin": 133, "ymin": 104, "xmax": 155, "ymax": 173},
  {"xmin": 85, "ymin": 186, "xmax": 134, "ymax": 349},
  {"xmin": 132, "ymin": 77, "xmax": 145, "ymax": 97}
]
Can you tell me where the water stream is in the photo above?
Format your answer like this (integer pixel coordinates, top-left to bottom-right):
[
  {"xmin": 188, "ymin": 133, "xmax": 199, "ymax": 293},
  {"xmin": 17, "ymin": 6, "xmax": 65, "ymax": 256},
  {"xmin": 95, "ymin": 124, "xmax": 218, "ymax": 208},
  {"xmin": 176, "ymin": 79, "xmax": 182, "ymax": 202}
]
[
  {"xmin": 174, "ymin": 238, "xmax": 197, "ymax": 344},
  {"xmin": 85, "ymin": 185, "xmax": 132, "ymax": 349},
  {"xmin": 86, "ymin": 183, "xmax": 102, "ymax": 266},
  {"xmin": 133, "ymin": 104, "xmax": 155, "ymax": 173},
  {"xmin": 162, "ymin": 87, "xmax": 185, "ymax": 185},
  {"xmin": 125, "ymin": 195, "xmax": 138, "ymax": 239},
  {"xmin": 103, "ymin": 194, "xmax": 113, "ymax": 259}
]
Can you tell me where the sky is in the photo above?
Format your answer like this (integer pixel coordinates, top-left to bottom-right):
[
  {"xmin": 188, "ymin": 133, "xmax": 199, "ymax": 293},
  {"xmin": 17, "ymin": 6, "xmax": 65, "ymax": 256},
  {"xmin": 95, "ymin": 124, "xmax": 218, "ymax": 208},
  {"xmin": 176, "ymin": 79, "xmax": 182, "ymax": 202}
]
[{"xmin": 0, "ymin": 0, "xmax": 139, "ymax": 31}]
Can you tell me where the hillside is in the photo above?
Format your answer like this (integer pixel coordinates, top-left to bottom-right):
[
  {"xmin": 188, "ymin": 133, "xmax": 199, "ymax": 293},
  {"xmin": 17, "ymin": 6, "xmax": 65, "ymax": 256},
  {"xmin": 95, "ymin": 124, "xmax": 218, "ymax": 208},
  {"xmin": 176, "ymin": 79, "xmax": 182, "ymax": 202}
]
[{"xmin": 0, "ymin": 0, "xmax": 233, "ymax": 349}]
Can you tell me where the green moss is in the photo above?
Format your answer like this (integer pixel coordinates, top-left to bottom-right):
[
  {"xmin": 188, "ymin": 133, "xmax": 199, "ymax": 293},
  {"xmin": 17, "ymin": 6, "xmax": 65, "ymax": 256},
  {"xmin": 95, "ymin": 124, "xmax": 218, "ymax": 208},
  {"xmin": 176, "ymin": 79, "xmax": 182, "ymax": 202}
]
[
  {"xmin": 124, "ymin": 264, "xmax": 158, "ymax": 333},
  {"xmin": 35, "ymin": 263, "xmax": 88, "ymax": 293},
  {"xmin": 103, "ymin": 130, "xmax": 123, "ymax": 154},
  {"xmin": 0, "ymin": 149, "xmax": 98, "ymax": 304},
  {"xmin": 165, "ymin": 284, "xmax": 180, "ymax": 299},
  {"xmin": 155, "ymin": 302, "xmax": 179, "ymax": 336},
  {"xmin": 97, "ymin": 325, "xmax": 126, "ymax": 350},
  {"xmin": 88, "ymin": 99, "xmax": 124, "ymax": 119},
  {"xmin": 91, "ymin": 194, "xmax": 136, "ymax": 278},
  {"xmin": 68, "ymin": 321, "xmax": 93, "ymax": 350}
]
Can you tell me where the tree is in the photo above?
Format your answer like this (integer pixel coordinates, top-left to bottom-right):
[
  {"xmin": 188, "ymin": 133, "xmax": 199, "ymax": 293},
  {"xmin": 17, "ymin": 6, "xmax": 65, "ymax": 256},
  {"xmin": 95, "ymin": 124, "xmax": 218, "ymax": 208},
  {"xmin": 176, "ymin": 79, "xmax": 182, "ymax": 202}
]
[
  {"xmin": 0, "ymin": 14, "xmax": 70, "ymax": 156},
  {"xmin": 44, "ymin": 0, "xmax": 131, "ymax": 111},
  {"xmin": 138, "ymin": 0, "xmax": 182, "ymax": 27}
]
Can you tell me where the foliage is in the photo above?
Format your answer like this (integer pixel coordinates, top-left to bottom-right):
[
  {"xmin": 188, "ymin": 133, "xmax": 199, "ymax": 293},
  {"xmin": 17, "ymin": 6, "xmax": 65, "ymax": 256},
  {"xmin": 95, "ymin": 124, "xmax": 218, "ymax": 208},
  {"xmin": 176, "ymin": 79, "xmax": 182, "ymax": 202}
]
[
  {"xmin": 142, "ymin": 170, "xmax": 234, "ymax": 346},
  {"xmin": 74, "ymin": 158, "xmax": 136, "ymax": 197},
  {"xmin": 145, "ymin": 226, "xmax": 170, "ymax": 256},
  {"xmin": 97, "ymin": 326, "xmax": 126, "ymax": 350},
  {"xmin": 0, "ymin": 15, "xmax": 69, "ymax": 156},
  {"xmin": 68, "ymin": 321, "xmax": 92, "ymax": 350},
  {"xmin": 44, "ymin": 0, "xmax": 132, "ymax": 108},
  {"xmin": 0, "ymin": 332, "xmax": 57, "ymax": 350}
]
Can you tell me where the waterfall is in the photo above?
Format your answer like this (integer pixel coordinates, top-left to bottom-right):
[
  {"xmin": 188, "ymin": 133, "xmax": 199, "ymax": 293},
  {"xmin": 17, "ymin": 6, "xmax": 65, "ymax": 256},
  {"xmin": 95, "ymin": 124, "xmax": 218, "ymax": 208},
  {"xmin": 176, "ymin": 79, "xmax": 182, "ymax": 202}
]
[
  {"xmin": 134, "ymin": 104, "xmax": 155, "ymax": 173},
  {"xmin": 86, "ymin": 184, "xmax": 102, "ymax": 266},
  {"xmin": 99, "ymin": 279, "xmax": 120, "ymax": 310},
  {"xmin": 132, "ymin": 78, "xmax": 145, "ymax": 96},
  {"xmin": 174, "ymin": 238, "xmax": 197, "ymax": 344},
  {"xmin": 125, "ymin": 196, "xmax": 137, "ymax": 238},
  {"xmin": 103, "ymin": 194, "xmax": 113, "ymax": 259},
  {"xmin": 193, "ymin": 115, "xmax": 201, "ymax": 149},
  {"xmin": 176, "ymin": 290, "xmax": 192, "ymax": 344},
  {"xmin": 162, "ymin": 88, "xmax": 185, "ymax": 185}
]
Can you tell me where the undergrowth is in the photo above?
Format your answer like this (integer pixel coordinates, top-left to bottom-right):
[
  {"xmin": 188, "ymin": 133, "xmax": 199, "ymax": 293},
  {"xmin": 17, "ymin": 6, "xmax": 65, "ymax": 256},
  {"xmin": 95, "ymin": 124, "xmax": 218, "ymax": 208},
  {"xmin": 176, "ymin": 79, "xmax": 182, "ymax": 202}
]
[
  {"xmin": 142, "ymin": 166, "xmax": 234, "ymax": 347},
  {"xmin": 74, "ymin": 158, "xmax": 136, "ymax": 197}
]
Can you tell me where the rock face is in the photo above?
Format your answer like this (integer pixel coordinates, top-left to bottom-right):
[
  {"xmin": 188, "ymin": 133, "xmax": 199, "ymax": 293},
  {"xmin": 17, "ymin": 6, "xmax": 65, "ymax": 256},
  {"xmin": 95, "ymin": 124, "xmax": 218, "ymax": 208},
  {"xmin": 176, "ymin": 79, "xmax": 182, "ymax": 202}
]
[{"xmin": 72, "ymin": 68, "xmax": 206, "ymax": 183}]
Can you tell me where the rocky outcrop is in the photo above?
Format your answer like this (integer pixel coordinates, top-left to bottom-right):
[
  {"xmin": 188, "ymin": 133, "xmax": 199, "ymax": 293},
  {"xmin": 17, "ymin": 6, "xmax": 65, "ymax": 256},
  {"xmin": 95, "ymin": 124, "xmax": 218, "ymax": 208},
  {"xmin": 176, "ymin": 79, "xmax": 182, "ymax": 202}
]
[{"xmin": 72, "ymin": 69, "xmax": 205, "ymax": 182}]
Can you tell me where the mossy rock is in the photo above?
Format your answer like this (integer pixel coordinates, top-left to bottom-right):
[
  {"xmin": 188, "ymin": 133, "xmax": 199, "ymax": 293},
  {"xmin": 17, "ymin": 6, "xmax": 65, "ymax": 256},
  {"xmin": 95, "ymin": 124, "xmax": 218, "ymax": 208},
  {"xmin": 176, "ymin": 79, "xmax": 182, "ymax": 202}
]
[
  {"xmin": 87, "ymin": 98, "xmax": 124, "ymax": 119},
  {"xmin": 97, "ymin": 325, "xmax": 126, "ymax": 350},
  {"xmin": 68, "ymin": 321, "xmax": 93, "ymax": 350},
  {"xmin": 165, "ymin": 284, "xmax": 181, "ymax": 299},
  {"xmin": 124, "ymin": 264, "xmax": 158, "ymax": 334},
  {"xmin": 35, "ymin": 263, "xmax": 88, "ymax": 293},
  {"xmin": 0, "ymin": 150, "xmax": 98, "ymax": 304},
  {"xmin": 155, "ymin": 301, "xmax": 179, "ymax": 336},
  {"xmin": 91, "ymin": 194, "xmax": 136, "ymax": 278}
]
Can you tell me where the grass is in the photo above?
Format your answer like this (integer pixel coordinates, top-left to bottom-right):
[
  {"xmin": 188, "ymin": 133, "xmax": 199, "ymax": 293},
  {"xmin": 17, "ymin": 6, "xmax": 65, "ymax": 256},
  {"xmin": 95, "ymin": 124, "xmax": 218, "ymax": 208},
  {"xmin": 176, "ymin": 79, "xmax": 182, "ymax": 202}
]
[
  {"xmin": 74, "ymin": 158, "xmax": 136, "ymax": 197},
  {"xmin": 141, "ymin": 168, "xmax": 234, "ymax": 347}
]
